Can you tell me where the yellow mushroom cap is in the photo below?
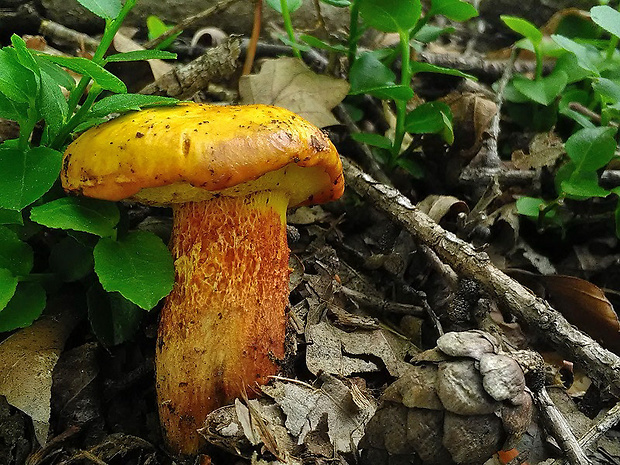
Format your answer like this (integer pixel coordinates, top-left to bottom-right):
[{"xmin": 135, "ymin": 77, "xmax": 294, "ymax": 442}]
[{"xmin": 61, "ymin": 103, "xmax": 344, "ymax": 207}]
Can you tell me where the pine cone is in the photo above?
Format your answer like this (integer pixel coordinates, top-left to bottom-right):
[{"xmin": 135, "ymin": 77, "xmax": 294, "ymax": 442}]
[{"xmin": 360, "ymin": 330, "xmax": 533, "ymax": 465}]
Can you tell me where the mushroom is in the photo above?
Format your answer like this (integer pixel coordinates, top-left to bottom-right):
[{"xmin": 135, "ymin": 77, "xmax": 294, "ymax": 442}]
[{"xmin": 61, "ymin": 103, "xmax": 344, "ymax": 454}]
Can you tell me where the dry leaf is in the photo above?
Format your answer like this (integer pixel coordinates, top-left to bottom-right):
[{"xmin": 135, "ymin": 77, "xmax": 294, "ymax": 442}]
[
  {"xmin": 442, "ymin": 92, "xmax": 497, "ymax": 157},
  {"xmin": 306, "ymin": 321, "xmax": 405, "ymax": 377},
  {"xmin": 239, "ymin": 57, "xmax": 349, "ymax": 128},
  {"xmin": 508, "ymin": 271, "xmax": 620, "ymax": 354},
  {"xmin": 0, "ymin": 310, "xmax": 79, "ymax": 444},
  {"xmin": 512, "ymin": 132, "xmax": 565, "ymax": 170},
  {"xmin": 262, "ymin": 375, "xmax": 376, "ymax": 454},
  {"xmin": 417, "ymin": 195, "xmax": 469, "ymax": 223}
]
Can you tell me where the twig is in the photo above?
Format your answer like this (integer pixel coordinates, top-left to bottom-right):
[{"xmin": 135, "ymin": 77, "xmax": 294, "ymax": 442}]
[
  {"xmin": 142, "ymin": 0, "xmax": 239, "ymax": 50},
  {"xmin": 242, "ymin": 0, "xmax": 262, "ymax": 75},
  {"xmin": 548, "ymin": 401, "xmax": 620, "ymax": 465},
  {"xmin": 568, "ymin": 102, "xmax": 619, "ymax": 128},
  {"xmin": 342, "ymin": 157, "xmax": 620, "ymax": 398},
  {"xmin": 39, "ymin": 20, "xmax": 99, "ymax": 53},
  {"xmin": 416, "ymin": 50, "xmax": 553, "ymax": 82},
  {"xmin": 533, "ymin": 387, "xmax": 591, "ymax": 465},
  {"xmin": 139, "ymin": 38, "xmax": 241, "ymax": 98},
  {"xmin": 471, "ymin": 48, "xmax": 517, "ymax": 169},
  {"xmin": 340, "ymin": 285, "xmax": 425, "ymax": 316}
]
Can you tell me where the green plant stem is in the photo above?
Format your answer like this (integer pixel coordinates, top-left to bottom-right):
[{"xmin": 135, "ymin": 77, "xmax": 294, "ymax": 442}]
[
  {"xmin": 606, "ymin": 36, "xmax": 619, "ymax": 61},
  {"xmin": 347, "ymin": 0, "xmax": 360, "ymax": 69},
  {"xmin": 52, "ymin": 86, "xmax": 102, "ymax": 150},
  {"xmin": 280, "ymin": 0, "xmax": 301, "ymax": 59},
  {"xmin": 18, "ymin": 106, "xmax": 38, "ymax": 151},
  {"xmin": 390, "ymin": 30, "xmax": 413, "ymax": 166},
  {"xmin": 65, "ymin": 0, "xmax": 136, "ymax": 119},
  {"xmin": 534, "ymin": 46, "xmax": 543, "ymax": 80}
]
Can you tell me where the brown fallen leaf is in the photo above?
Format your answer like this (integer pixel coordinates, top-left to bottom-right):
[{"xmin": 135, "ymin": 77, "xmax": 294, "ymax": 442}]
[
  {"xmin": 0, "ymin": 309, "xmax": 79, "ymax": 444},
  {"xmin": 441, "ymin": 92, "xmax": 497, "ymax": 158},
  {"xmin": 417, "ymin": 195, "xmax": 469, "ymax": 223},
  {"xmin": 239, "ymin": 57, "xmax": 349, "ymax": 128},
  {"xmin": 508, "ymin": 270, "xmax": 620, "ymax": 354},
  {"xmin": 511, "ymin": 132, "xmax": 565, "ymax": 170}
]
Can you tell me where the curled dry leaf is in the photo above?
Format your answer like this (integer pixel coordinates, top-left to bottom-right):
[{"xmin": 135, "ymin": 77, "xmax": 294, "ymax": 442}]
[
  {"xmin": 442, "ymin": 92, "xmax": 497, "ymax": 158},
  {"xmin": 0, "ymin": 310, "xmax": 79, "ymax": 444},
  {"xmin": 416, "ymin": 195, "xmax": 469, "ymax": 224},
  {"xmin": 239, "ymin": 57, "xmax": 349, "ymax": 128}
]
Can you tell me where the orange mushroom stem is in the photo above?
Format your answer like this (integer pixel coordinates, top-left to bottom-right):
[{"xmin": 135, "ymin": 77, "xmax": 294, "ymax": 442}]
[
  {"xmin": 157, "ymin": 193, "xmax": 290, "ymax": 452},
  {"xmin": 61, "ymin": 103, "xmax": 344, "ymax": 455}
]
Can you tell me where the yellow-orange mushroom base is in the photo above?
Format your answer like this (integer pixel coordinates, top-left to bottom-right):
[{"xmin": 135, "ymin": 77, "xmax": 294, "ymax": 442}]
[{"xmin": 155, "ymin": 191, "xmax": 289, "ymax": 454}]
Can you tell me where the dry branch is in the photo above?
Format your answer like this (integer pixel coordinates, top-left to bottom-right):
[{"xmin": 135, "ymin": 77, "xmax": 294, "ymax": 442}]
[{"xmin": 342, "ymin": 157, "xmax": 620, "ymax": 398}]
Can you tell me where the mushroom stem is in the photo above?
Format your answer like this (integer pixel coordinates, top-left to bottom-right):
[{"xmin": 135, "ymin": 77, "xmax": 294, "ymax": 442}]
[{"xmin": 155, "ymin": 191, "xmax": 290, "ymax": 454}]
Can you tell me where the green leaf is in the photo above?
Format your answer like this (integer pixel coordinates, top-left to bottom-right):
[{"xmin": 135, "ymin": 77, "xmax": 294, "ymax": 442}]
[
  {"xmin": 348, "ymin": 51, "xmax": 415, "ymax": 100},
  {"xmin": 349, "ymin": 51, "xmax": 397, "ymax": 91},
  {"xmin": 350, "ymin": 132, "xmax": 393, "ymax": 149},
  {"xmin": 105, "ymin": 49, "xmax": 177, "ymax": 62},
  {"xmin": 0, "ymin": 209, "xmax": 22, "ymax": 225},
  {"xmin": 300, "ymin": 35, "xmax": 349, "ymax": 53},
  {"xmin": 358, "ymin": 0, "xmax": 422, "ymax": 33},
  {"xmin": 501, "ymin": 15, "xmax": 543, "ymax": 45},
  {"xmin": 94, "ymin": 231, "xmax": 174, "ymax": 310},
  {"xmin": 30, "ymin": 197, "xmax": 120, "ymax": 237},
  {"xmin": 146, "ymin": 16, "xmax": 182, "ymax": 50},
  {"xmin": 591, "ymin": 5, "xmax": 620, "ymax": 39},
  {"xmin": 559, "ymin": 88, "xmax": 596, "ymax": 128},
  {"xmin": 10, "ymin": 35, "xmax": 40, "ymax": 86},
  {"xmin": 49, "ymin": 236, "xmax": 93, "ymax": 282},
  {"xmin": 552, "ymin": 34, "xmax": 600, "ymax": 76},
  {"xmin": 89, "ymin": 94, "xmax": 178, "ymax": 118},
  {"xmin": 76, "ymin": 0, "xmax": 122, "ymax": 19},
  {"xmin": 0, "ymin": 92, "xmax": 27, "ymax": 121},
  {"xmin": 395, "ymin": 156, "xmax": 424, "ymax": 178},
  {"xmin": 0, "ymin": 146, "xmax": 63, "ymax": 211},
  {"xmin": 73, "ymin": 117, "xmax": 110, "ymax": 134},
  {"xmin": 413, "ymin": 25, "xmax": 455, "ymax": 43},
  {"xmin": 0, "ymin": 226, "xmax": 33, "ymax": 277},
  {"xmin": 592, "ymin": 78, "xmax": 620, "ymax": 103},
  {"xmin": 39, "ymin": 70, "xmax": 68, "ymax": 136},
  {"xmin": 87, "ymin": 285, "xmax": 143, "ymax": 346},
  {"xmin": 265, "ymin": 0, "xmax": 303, "ymax": 14},
  {"xmin": 0, "ymin": 282, "xmax": 46, "ymax": 332},
  {"xmin": 320, "ymin": 0, "xmax": 351, "ymax": 6},
  {"xmin": 409, "ymin": 61, "xmax": 476, "ymax": 80},
  {"xmin": 404, "ymin": 102, "xmax": 453, "ymax": 138},
  {"xmin": 564, "ymin": 126, "xmax": 617, "ymax": 172},
  {"xmin": 516, "ymin": 196, "xmax": 547, "ymax": 218},
  {"xmin": 0, "ymin": 48, "xmax": 38, "ymax": 103},
  {"xmin": 561, "ymin": 170, "xmax": 611, "ymax": 199},
  {"xmin": 39, "ymin": 55, "xmax": 127, "ymax": 93},
  {"xmin": 553, "ymin": 52, "xmax": 591, "ymax": 84},
  {"xmin": 0, "ymin": 268, "xmax": 18, "ymax": 311},
  {"xmin": 428, "ymin": 0, "xmax": 478, "ymax": 21},
  {"xmin": 35, "ymin": 56, "xmax": 76, "ymax": 90},
  {"xmin": 512, "ymin": 71, "xmax": 567, "ymax": 106}
]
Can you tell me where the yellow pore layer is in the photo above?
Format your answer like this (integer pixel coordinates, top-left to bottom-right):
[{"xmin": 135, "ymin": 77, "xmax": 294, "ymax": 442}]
[{"xmin": 155, "ymin": 191, "xmax": 289, "ymax": 455}]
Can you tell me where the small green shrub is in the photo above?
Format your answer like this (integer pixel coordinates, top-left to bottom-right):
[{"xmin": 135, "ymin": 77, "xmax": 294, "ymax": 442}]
[{"xmin": 0, "ymin": 0, "xmax": 179, "ymax": 341}]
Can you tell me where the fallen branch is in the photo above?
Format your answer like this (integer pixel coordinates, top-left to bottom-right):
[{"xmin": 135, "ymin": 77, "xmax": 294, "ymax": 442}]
[{"xmin": 342, "ymin": 157, "xmax": 620, "ymax": 398}]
